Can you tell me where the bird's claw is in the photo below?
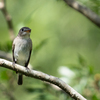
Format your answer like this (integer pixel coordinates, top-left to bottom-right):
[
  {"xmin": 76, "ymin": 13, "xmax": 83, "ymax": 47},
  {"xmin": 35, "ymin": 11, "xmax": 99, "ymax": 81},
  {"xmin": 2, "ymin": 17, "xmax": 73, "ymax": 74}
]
[
  {"xmin": 26, "ymin": 67, "xmax": 30, "ymax": 74},
  {"xmin": 12, "ymin": 62, "xmax": 15, "ymax": 69},
  {"xmin": 12, "ymin": 62, "xmax": 18, "ymax": 73}
]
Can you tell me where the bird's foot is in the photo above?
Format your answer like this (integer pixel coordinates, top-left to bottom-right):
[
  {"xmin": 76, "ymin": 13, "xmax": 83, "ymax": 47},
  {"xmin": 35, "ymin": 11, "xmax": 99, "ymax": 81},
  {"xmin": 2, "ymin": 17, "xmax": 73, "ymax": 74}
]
[
  {"xmin": 12, "ymin": 62, "xmax": 18, "ymax": 73},
  {"xmin": 12, "ymin": 62, "xmax": 15, "ymax": 69},
  {"xmin": 26, "ymin": 67, "xmax": 30, "ymax": 74}
]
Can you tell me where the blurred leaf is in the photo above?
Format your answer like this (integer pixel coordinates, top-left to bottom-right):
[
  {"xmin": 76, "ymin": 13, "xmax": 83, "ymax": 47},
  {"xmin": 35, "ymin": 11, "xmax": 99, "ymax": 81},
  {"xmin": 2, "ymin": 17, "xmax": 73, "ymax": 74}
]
[
  {"xmin": 88, "ymin": 65, "xmax": 94, "ymax": 74},
  {"xmin": 0, "ymin": 41, "xmax": 12, "ymax": 52},
  {"xmin": 92, "ymin": 94, "xmax": 99, "ymax": 100},
  {"xmin": 25, "ymin": 88, "xmax": 44, "ymax": 93},
  {"xmin": 0, "ymin": 70, "xmax": 9, "ymax": 80},
  {"xmin": 78, "ymin": 54, "xmax": 87, "ymax": 66}
]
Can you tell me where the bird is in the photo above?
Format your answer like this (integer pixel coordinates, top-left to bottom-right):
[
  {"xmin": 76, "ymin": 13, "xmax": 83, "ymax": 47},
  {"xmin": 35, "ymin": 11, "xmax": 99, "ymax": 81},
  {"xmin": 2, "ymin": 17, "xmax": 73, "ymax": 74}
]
[{"xmin": 12, "ymin": 27, "xmax": 32, "ymax": 85}]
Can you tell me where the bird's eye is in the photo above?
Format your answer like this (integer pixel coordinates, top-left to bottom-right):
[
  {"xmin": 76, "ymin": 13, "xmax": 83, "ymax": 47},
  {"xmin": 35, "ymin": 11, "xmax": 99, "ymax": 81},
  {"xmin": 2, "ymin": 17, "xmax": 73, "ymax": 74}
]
[{"xmin": 21, "ymin": 28, "xmax": 24, "ymax": 31}]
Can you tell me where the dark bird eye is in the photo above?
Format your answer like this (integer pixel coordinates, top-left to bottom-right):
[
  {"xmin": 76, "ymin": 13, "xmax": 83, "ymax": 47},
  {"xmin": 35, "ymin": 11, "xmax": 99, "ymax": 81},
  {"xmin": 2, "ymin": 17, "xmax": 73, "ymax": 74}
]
[{"xmin": 21, "ymin": 28, "xmax": 24, "ymax": 31}]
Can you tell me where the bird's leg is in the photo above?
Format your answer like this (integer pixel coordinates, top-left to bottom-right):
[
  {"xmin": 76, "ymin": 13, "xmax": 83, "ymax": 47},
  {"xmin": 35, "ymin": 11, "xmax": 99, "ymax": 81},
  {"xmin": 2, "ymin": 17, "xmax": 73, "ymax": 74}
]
[
  {"xmin": 26, "ymin": 67, "xmax": 30, "ymax": 74},
  {"xmin": 12, "ymin": 62, "xmax": 18, "ymax": 73},
  {"xmin": 12, "ymin": 62, "xmax": 15, "ymax": 68}
]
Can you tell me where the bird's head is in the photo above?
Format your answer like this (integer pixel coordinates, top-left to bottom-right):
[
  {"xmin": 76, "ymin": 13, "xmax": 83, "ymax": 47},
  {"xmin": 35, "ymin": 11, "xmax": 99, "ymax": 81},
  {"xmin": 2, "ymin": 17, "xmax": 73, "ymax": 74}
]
[{"xmin": 18, "ymin": 27, "xmax": 31, "ymax": 38}]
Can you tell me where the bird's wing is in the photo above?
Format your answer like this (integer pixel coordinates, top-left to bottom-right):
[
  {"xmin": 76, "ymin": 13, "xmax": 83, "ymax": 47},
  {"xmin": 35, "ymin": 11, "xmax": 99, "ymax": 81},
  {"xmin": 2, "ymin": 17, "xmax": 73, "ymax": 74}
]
[
  {"xmin": 25, "ymin": 39, "xmax": 32, "ymax": 67},
  {"xmin": 12, "ymin": 43, "xmax": 16, "ymax": 63}
]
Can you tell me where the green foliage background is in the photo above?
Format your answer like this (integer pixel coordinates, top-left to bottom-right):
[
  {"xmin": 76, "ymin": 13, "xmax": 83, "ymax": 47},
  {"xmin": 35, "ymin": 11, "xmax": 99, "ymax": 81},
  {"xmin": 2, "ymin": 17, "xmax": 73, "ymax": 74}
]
[{"xmin": 0, "ymin": 0, "xmax": 100, "ymax": 100}]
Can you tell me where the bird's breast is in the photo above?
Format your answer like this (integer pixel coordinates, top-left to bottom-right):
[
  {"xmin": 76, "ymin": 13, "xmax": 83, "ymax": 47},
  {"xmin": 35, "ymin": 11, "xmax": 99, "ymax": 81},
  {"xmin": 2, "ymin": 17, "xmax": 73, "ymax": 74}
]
[{"xmin": 14, "ymin": 39, "xmax": 30, "ymax": 65}]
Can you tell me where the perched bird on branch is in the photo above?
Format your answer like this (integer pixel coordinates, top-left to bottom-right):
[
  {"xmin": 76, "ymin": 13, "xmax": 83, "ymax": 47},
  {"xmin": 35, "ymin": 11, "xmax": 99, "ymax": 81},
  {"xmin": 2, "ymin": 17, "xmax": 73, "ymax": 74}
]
[{"xmin": 12, "ymin": 27, "xmax": 32, "ymax": 85}]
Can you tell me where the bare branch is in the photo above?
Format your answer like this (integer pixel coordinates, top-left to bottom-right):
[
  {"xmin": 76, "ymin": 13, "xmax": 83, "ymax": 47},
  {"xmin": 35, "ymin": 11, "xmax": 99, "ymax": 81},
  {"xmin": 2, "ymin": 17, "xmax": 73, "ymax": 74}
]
[
  {"xmin": 0, "ymin": 58, "xmax": 87, "ymax": 100},
  {"xmin": 0, "ymin": 0, "xmax": 15, "ymax": 40},
  {"xmin": 63, "ymin": 0, "xmax": 100, "ymax": 27}
]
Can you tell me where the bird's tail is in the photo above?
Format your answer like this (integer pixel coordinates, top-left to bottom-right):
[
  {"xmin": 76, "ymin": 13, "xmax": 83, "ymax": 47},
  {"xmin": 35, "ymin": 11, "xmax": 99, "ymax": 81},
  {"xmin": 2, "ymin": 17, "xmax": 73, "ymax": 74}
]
[{"xmin": 18, "ymin": 74, "xmax": 23, "ymax": 85}]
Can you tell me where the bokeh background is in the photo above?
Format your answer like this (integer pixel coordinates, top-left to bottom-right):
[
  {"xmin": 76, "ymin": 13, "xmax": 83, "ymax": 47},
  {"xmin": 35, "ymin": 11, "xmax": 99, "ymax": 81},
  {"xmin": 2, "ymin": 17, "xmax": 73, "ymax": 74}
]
[{"xmin": 0, "ymin": 0, "xmax": 100, "ymax": 100}]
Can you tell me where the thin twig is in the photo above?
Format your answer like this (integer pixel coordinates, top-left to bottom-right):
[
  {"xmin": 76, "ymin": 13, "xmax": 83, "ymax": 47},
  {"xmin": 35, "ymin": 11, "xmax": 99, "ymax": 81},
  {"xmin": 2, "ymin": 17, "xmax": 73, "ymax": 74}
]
[
  {"xmin": 63, "ymin": 0, "xmax": 100, "ymax": 27},
  {"xmin": 0, "ymin": 0, "xmax": 15, "ymax": 40},
  {"xmin": 0, "ymin": 58, "xmax": 87, "ymax": 100}
]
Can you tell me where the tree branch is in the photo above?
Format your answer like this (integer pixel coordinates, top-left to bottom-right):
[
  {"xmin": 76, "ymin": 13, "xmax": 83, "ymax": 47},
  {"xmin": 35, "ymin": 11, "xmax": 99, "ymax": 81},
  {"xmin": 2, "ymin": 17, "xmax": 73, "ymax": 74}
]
[
  {"xmin": 63, "ymin": 0, "xmax": 100, "ymax": 27},
  {"xmin": 0, "ymin": 58, "xmax": 86, "ymax": 100},
  {"xmin": 0, "ymin": 0, "xmax": 15, "ymax": 40}
]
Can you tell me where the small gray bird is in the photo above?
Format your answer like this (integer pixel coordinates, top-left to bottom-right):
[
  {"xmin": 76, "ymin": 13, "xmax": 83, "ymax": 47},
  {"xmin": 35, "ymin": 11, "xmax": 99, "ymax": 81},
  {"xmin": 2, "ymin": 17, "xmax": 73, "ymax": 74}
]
[{"xmin": 12, "ymin": 27, "xmax": 32, "ymax": 85}]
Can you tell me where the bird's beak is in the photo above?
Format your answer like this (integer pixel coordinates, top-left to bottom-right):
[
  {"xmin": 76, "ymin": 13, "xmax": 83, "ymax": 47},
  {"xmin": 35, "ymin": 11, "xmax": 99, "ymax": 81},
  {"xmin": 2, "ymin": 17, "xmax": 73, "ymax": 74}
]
[{"xmin": 25, "ymin": 29, "xmax": 31, "ymax": 33}]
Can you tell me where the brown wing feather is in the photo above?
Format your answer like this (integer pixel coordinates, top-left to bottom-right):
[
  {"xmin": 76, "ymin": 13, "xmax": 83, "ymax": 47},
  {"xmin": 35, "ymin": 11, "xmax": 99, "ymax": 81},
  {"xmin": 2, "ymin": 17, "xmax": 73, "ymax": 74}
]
[
  {"xmin": 12, "ymin": 44, "xmax": 16, "ymax": 63},
  {"xmin": 12, "ymin": 43, "xmax": 18, "ymax": 73},
  {"xmin": 25, "ymin": 39, "xmax": 32, "ymax": 67},
  {"xmin": 25, "ymin": 48, "xmax": 32, "ymax": 67}
]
